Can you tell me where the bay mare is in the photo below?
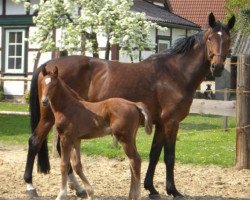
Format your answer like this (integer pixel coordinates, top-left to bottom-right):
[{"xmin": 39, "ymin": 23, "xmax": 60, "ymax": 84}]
[
  {"xmin": 24, "ymin": 13, "xmax": 235, "ymax": 199},
  {"xmin": 40, "ymin": 66, "xmax": 152, "ymax": 200}
]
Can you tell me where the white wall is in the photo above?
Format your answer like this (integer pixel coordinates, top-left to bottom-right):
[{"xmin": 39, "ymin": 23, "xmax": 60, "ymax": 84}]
[
  {"xmin": 172, "ymin": 28, "xmax": 186, "ymax": 44},
  {"xmin": 6, "ymin": 1, "xmax": 26, "ymax": 15}
]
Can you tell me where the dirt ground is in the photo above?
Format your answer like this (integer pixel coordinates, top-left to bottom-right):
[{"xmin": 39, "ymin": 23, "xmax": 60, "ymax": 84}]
[{"xmin": 0, "ymin": 144, "xmax": 249, "ymax": 200}]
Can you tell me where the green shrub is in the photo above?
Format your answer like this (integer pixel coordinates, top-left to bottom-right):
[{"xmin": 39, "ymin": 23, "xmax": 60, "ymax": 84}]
[
  {"xmin": 0, "ymin": 86, "xmax": 4, "ymax": 101},
  {"xmin": 24, "ymin": 90, "xmax": 30, "ymax": 104}
]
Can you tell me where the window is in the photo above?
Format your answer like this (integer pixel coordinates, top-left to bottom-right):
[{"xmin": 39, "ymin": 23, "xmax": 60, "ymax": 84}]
[
  {"xmin": 5, "ymin": 29, "xmax": 26, "ymax": 74},
  {"xmin": 158, "ymin": 39, "xmax": 170, "ymax": 53}
]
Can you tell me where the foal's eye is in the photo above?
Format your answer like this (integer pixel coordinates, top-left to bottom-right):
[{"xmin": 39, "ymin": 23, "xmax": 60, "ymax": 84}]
[{"xmin": 207, "ymin": 37, "xmax": 211, "ymax": 42}]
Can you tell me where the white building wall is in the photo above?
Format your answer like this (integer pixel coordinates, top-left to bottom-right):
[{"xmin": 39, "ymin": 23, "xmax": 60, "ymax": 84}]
[
  {"xmin": 4, "ymin": 81, "xmax": 24, "ymax": 95},
  {"xmin": 6, "ymin": 1, "xmax": 26, "ymax": 15},
  {"xmin": 172, "ymin": 28, "xmax": 186, "ymax": 44}
]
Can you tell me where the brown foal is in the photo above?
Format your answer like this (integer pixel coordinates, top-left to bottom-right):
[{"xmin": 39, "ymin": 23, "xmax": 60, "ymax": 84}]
[{"xmin": 40, "ymin": 66, "xmax": 152, "ymax": 200}]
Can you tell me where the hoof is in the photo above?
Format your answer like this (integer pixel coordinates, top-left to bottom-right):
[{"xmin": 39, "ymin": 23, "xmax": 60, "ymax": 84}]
[
  {"xmin": 26, "ymin": 189, "xmax": 39, "ymax": 198},
  {"xmin": 76, "ymin": 190, "xmax": 88, "ymax": 199},
  {"xmin": 149, "ymin": 193, "xmax": 162, "ymax": 199}
]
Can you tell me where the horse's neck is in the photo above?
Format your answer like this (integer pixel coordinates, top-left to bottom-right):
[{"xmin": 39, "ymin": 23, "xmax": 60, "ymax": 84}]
[
  {"xmin": 50, "ymin": 81, "xmax": 81, "ymax": 112},
  {"xmin": 176, "ymin": 43, "xmax": 210, "ymax": 92}
]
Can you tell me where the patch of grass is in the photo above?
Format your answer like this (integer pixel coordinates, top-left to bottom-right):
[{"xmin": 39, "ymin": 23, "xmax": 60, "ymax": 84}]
[
  {"xmin": 0, "ymin": 102, "xmax": 29, "ymax": 112},
  {"xmin": 0, "ymin": 115, "xmax": 30, "ymax": 144},
  {"xmin": 0, "ymin": 113, "xmax": 237, "ymax": 167}
]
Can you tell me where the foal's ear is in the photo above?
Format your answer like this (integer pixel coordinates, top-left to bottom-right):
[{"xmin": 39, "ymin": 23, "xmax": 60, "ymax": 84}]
[
  {"xmin": 227, "ymin": 15, "xmax": 235, "ymax": 30},
  {"xmin": 208, "ymin": 12, "xmax": 216, "ymax": 28},
  {"xmin": 41, "ymin": 66, "xmax": 47, "ymax": 76},
  {"xmin": 52, "ymin": 66, "xmax": 58, "ymax": 78}
]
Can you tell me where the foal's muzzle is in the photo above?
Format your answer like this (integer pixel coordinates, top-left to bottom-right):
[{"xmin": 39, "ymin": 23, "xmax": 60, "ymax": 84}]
[
  {"xmin": 41, "ymin": 98, "xmax": 49, "ymax": 106},
  {"xmin": 210, "ymin": 63, "xmax": 224, "ymax": 77}
]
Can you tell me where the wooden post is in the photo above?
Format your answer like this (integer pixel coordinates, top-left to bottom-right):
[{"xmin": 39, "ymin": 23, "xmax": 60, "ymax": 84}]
[
  {"xmin": 236, "ymin": 54, "xmax": 250, "ymax": 169},
  {"xmin": 224, "ymin": 88, "xmax": 229, "ymax": 131}
]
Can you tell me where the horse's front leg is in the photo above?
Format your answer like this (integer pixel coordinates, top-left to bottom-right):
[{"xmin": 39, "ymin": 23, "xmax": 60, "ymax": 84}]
[
  {"xmin": 24, "ymin": 118, "xmax": 53, "ymax": 198},
  {"xmin": 56, "ymin": 136, "xmax": 72, "ymax": 200},
  {"xmin": 144, "ymin": 123, "xmax": 164, "ymax": 199},
  {"xmin": 56, "ymin": 137, "xmax": 87, "ymax": 198},
  {"xmin": 163, "ymin": 118, "xmax": 183, "ymax": 199}
]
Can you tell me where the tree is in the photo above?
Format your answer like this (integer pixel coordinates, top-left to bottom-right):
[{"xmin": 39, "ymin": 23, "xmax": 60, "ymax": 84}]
[
  {"xmin": 13, "ymin": 0, "xmax": 165, "ymax": 60},
  {"xmin": 225, "ymin": 0, "xmax": 250, "ymax": 34}
]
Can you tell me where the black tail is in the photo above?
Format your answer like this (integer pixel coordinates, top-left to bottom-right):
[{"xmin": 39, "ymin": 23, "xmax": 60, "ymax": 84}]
[{"xmin": 29, "ymin": 63, "xmax": 50, "ymax": 173}]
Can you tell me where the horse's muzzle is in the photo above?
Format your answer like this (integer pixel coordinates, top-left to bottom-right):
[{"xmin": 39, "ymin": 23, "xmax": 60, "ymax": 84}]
[
  {"xmin": 41, "ymin": 98, "xmax": 49, "ymax": 106},
  {"xmin": 210, "ymin": 63, "xmax": 224, "ymax": 77}
]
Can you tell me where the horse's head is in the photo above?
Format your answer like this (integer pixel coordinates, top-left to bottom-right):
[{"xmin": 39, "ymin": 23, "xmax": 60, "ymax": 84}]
[
  {"xmin": 206, "ymin": 13, "xmax": 235, "ymax": 77},
  {"xmin": 40, "ymin": 66, "xmax": 59, "ymax": 106}
]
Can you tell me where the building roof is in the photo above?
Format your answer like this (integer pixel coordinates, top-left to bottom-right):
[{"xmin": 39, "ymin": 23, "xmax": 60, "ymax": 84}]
[
  {"xmin": 132, "ymin": 0, "xmax": 201, "ymax": 29},
  {"xmin": 167, "ymin": 0, "xmax": 227, "ymax": 28}
]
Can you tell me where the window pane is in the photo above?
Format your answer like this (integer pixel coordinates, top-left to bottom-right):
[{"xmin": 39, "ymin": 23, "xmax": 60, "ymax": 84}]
[
  {"xmin": 16, "ymin": 32, "xmax": 23, "ymax": 43},
  {"xmin": 9, "ymin": 45, "xmax": 15, "ymax": 56},
  {"xmin": 16, "ymin": 58, "xmax": 22, "ymax": 69},
  {"xmin": 8, "ymin": 58, "xmax": 15, "ymax": 69},
  {"xmin": 9, "ymin": 32, "xmax": 15, "ymax": 43},
  {"xmin": 16, "ymin": 45, "xmax": 22, "ymax": 56}
]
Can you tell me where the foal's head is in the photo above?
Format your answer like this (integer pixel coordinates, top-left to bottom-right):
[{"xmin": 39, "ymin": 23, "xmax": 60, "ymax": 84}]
[
  {"xmin": 205, "ymin": 12, "xmax": 235, "ymax": 76},
  {"xmin": 40, "ymin": 66, "xmax": 59, "ymax": 106}
]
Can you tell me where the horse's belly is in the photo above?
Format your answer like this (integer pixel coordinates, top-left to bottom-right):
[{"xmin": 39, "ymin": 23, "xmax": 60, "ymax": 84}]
[{"xmin": 79, "ymin": 126, "xmax": 112, "ymax": 139}]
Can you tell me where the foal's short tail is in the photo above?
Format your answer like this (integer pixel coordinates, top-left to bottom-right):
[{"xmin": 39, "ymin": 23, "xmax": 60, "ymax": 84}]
[{"xmin": 135, "ymin": 102, "xmax": 153, "ymax": 135}]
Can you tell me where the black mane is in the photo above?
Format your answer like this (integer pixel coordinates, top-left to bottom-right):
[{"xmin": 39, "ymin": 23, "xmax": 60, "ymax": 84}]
[{"xmin": 147, "ymin": 31, "xmax": 204, "ymax": 61}]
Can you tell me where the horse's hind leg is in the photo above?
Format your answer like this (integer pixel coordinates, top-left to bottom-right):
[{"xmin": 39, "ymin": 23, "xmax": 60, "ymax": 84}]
[
  {"xmin": 24, "ymin": 117, "xmax": 53, "ymax": 197},
  {"xmin": 56, "ymin": 137, "xmax": 87, "ymax": 198},
  {"xmin": 71, "ymin": 140, "xmax": 94, "ymax": 199},
  {"xmin": 116, "ymin": 133, "xmax": 141, "ymax": 200}
]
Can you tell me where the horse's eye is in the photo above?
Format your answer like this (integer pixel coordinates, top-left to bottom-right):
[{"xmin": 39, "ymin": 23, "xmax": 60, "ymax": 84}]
[{"xmin": 208, "ymin": 37, "xmax": 211, "ymax": 42}]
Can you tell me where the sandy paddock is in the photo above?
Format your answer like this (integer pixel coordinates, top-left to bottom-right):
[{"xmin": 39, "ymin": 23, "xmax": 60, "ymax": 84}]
[{"xmin": 0, "ymin": 144, "xmax": 249, "ymax": 200}]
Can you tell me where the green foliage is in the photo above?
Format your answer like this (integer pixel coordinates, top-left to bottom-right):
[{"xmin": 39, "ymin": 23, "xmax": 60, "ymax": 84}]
[
  {"xmin": 225, "ymin": 0, "xmax": 250, "ymax": 34},
  {"xmin": 12, "ymin": 0, "xmax": 166, "ymax": 59},
  {"xmin": 0, "ymin": 86, "xmax": 4, "ymax": 101},
  {"xmin": 24, "ymin": 90, "xmax": 30, "ymax": 104}
]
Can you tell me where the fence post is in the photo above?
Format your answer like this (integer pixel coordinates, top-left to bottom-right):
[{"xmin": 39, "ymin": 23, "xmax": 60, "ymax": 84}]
[
  {"xmin": 224, "ymin": 88, "xmax": 229, "ymax": 131},
  {"xmin": 236, "ymin": 54, "xmax": 250, "ymax": 169}
]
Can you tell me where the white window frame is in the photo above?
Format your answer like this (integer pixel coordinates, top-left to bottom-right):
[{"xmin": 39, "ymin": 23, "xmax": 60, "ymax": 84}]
[{"xmin": 5, "ymin": 29, "xmax": 25, "ymax": 74}]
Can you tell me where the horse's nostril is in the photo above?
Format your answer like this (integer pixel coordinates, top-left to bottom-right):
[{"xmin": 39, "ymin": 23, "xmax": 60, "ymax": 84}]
[{"xmin": 42, "ymin": 98, "xmax": 49, "ymax": 106}]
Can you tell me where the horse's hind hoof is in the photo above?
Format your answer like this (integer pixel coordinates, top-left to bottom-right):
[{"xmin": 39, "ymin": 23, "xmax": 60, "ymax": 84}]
[
  {"xmin": 149, "ymin": 194, "xmax": 162, "ymax": 199},
  {"xmin": 76, "ymin": 190, "xmax": 88, "ymax": 199},
  {"xmin": 26, "ymin": 189, "xmax": 39, "ymax": 198}
]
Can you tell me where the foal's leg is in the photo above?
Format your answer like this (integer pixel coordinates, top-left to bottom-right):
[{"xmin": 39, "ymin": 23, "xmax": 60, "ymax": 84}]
[
  {"xmin": 116, "ymin": 133, "xmax": 141, "ymax": 200},
  {"xmin": 144, "ymin": 124, "xmax": 164, "ymax": 199},
  {"xmin": 71, "ymin": 140, "xmax": 94, "ymax": 199},
  {"xmin": 56, "ymin": 137, "xmax": 72, "ymax": 200},
  {"xmin": 56, "ymin": 137, "xmax": 87, "ymax": 198}
]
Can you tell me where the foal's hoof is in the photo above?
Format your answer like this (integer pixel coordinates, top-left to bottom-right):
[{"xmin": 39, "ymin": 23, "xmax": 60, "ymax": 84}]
[
  {"xmin": 76, "ymin": 190, "xmax": 88, "ymax": 199},
  {"xmin": 149, "ymin": 193, "xmax": 162, "ymax": 199},
  {"xmin": 26, "ymin": 189, "xmax": 39, "ymax": 198}
]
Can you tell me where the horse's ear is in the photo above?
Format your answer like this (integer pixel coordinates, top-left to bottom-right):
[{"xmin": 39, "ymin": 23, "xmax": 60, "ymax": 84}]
[
  {"xmin": 208, "ymin": 12, "xmax": 216, "ymax": 28},
  {"xmin": 52, "ymin": 66, "xmax": 58, "ymax": 78},
  {"xmin": 42, "ymin": 66, "xmax": 47, "ymax": 76},
  {"xmin": 227, "ymin": 15, "xmax": 235, "ymax": 30}
]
